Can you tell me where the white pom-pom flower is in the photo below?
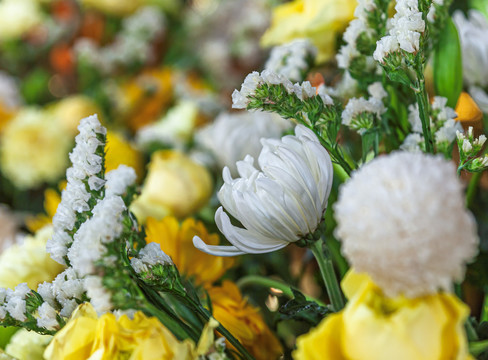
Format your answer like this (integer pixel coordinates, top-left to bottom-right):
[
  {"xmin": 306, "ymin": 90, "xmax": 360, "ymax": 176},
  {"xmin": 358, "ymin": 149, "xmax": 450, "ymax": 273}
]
[
  {"xmin": 334, "ymin": 152, "xmax": 479, "ymax": 297},
  {"xmin": 194, "ymin": 125, "xmax": 333, "ymax": 256}
]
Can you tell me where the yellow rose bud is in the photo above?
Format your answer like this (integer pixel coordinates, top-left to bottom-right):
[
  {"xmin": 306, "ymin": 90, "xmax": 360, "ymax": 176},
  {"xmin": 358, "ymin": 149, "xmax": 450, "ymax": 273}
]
[
  {"xmin": 294, "ymin": 271, "xmax": 473, "ymax": 360},
  {"xmin": 44, "ymin": 303, "xmax": 193, "ymax": 360},
  {"xmin": 131, "ymin": 150, "xmax": 212, "ymax": 223},
  {"xmin": 49, "ymin": 95, "xmax": 102, "ymax": 136},
  {"xmin": 261, "ymin": 0, "xmax": 357, "ymax": 63}
]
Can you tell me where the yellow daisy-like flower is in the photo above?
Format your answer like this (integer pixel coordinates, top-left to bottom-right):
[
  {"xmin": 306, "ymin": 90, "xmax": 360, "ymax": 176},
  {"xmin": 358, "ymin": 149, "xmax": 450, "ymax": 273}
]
[
  {"xmin": 105, "ymin": 131, "xmax": 144, "ymax": 180},
  {"xmin": 44, "ymin": 303, "xmax": 218, "ymax": 360},
  {"xmin": 0, "ymin": 226, "xmax": 65, "ymax": 290},
  {"xmin": 294, "ymin": 271, "xmax": 473, "ymax": 360},
  {"xmin": 261, "ymin": 0, "xmax": 357, "ymax": 63},
  {"xmin": 145, "ymin": 217, "xmax": 234, "ymax": 288},
  {"xmin": 130, "ymin": 150, "xmax": 213, "ymax": 223},
  {"xmin": 208, "ymin": 281, "xmax": 283, "ymax": 360}
]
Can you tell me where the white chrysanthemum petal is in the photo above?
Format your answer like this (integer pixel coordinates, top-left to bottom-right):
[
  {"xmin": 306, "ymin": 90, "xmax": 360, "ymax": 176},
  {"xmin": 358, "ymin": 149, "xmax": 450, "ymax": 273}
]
[{"xmin": 335, "ymin": 152, "xmax": 479, "ymax": 297}]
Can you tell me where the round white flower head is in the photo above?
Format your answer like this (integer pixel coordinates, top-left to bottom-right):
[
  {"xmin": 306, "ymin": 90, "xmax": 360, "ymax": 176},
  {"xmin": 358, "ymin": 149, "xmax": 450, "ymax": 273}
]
[
  {"xmin": 334, "ymin": 152, "xmax": 479, "ymax": 297},
  {"xmin": 193, "ymin": 125, "xmax": 333, "ymax": 256}
]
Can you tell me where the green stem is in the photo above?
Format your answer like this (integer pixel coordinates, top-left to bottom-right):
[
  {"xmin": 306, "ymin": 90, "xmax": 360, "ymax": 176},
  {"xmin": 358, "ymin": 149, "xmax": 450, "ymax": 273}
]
[
  {"xmin": 466, "ymin": 317, "xmax": 479, "ymax": 342},
  {"xmin": 469, "ymin": 339, "xmax": 488, "ymax": 357},
  {"xmin": 178, "ymin": 295, "xmax": 256, "ymax": 360},
  {"xmin": 481, "ymin": 294, "xmax": 488, "ymax": 323},
  {"xmin": 466, "ymin": 172, "xmax": 482, "ymax": 208},
  {"xmin": 309, "ymin": 238, "xmax": 345, "ymax": 312},
  {"xmin": 237, "ymin": 275, "xmax": 326, "ymax": 307},
  {"xmin": 414, "ymin": 69, "xmax": 435, "ymax": 153}
]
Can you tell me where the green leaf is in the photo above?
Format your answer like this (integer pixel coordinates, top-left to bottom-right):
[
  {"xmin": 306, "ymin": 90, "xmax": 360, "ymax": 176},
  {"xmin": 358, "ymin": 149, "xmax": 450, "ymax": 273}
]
[
  {"xmin": 278, "ymin": 288, "xmax": 331, "ymax": 326},
  {"xmin": 433, "ymin": 17, "xmax": 463, "ymax": 108},
  {"xmin": 469, "ymin": 0, "xmax": 488, "ymax": 20}
]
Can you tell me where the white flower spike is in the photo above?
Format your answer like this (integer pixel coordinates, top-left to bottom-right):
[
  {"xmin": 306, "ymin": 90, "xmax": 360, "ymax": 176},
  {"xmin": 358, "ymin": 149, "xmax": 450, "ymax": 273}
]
[{"xmin": 194, "ymin": 125, "xmax": 333, "ymax": 256}]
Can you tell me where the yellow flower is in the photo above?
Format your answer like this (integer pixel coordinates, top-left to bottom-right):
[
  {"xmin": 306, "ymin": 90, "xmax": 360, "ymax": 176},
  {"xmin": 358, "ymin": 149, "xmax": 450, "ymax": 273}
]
[
  {"xmin": 261, "ymin": 0, "xmax": 357, "ymax": 63},
  {"xmin": 26, "ymin": 187, "xmax": 62, "ymax": 232},
  {"xmin": 294, "ymin": 271, "xmax": 473, "ymax": 360},
  {"xmin": 116, "ymin": 68, "xmax": 174, "ymax": 131},
  {"xmin": 49, "ymin": 95, "xmax": 102, "ymax": 136},
  {"xmin": 105, "ymin": 131, "xmax": 144, "ymax": 180},
  {"xmin": 44, "ymin": 303, "xmax": 218, "ymax": 360},
  {"xmin": 131, "ymin": 150, "xmax": 213, "ymax": 223},
  {"xmin": 0, "ymin": 108, "xmax": 72, "ymax": 189},
  {"xmin": 0, "ymin": 226, "xmax": 65, "ymax": 290},
  {"xmin": 455, "ymin": 92, "xmax": 484, "ymax": 132},
  {"xmin": 5, "ymin": 329, "xmax": 51, "ymax": 360},
  {"xmin": 208, "ymin": 281, "xmax": 283, "ymax": 360},
  {"xmin": 79, "ymin": 0, "xmax": 145, "ymax": 16},
  {"xmin": 145, "ymin": 217, "xmax": 234, "ymax": 288}
]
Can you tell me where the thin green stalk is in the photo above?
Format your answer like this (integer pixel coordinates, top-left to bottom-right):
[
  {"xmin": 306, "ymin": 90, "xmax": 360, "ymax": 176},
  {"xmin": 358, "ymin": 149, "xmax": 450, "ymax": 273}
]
[
  {"xmin": 414, "ymin": 69, "xmax": 435, "ymax": 153},
  {"xmin": 178, "ymin": 295, "xmax": 256, "ymax": 360},
  {"xmin": 237, "ymin": 275, "xmax": 326, "ymax": 307},
  {"xmin": 481, "ymin": 294, "xmax": 488, "ymax": 323},
  {"xmin": 309, "ymin": 238, "xmax": 345, "ymax": 312},
  {"xmin": 466, "ymin": 317, "xmax": 479, "ymax": 342},
  {"xmin": 466, "ymin": 172, "xmax": 482, "ymax": 207}
]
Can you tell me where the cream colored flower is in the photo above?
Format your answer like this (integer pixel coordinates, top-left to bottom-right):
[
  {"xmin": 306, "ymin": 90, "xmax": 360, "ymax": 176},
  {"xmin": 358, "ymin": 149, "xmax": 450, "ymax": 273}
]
[
  {"xmin": 131, "ymin": 150, "xmax": 213, "ymax": 223},
  {"xmin": 0, "ymin": 226, "xmax": 65, "ymax": 290},
  {"xmin": 194, "ymin": 125, "xmax": 333, "ymax": 256},
  {"xmin": 0, "ymin": 108, "xmax": 72, "ymax": 189},
  {"xmin": 334, "ymin": 152, "xmax": 479, "ymax": 297},
  {"xmin": 5, "ymin": 329, "xmax": 51, "ymax": 360},
  {"xmin": 49, "ymin": 96, "xmax": 102, "ymax": 136},
  {"xmin": 0, "ymin": 0, "xmax": 43, "ymax": 42}
]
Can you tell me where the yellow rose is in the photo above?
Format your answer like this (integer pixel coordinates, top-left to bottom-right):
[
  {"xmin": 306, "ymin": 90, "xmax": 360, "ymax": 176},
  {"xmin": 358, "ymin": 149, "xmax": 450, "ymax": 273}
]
[
  {"xmin": 131, "ymin": 150, "xmax": 213, "ymax": 223},
  {"xmin": 105, "ymin": 131, "xmax": 144, "ymax": 180},
  {"xmin": 0, "ymin": 226, "xmax": 65, "ymax": 290},
  {"xmin": 45, "ymin": 303, "xmax": 219, "ymax": 360},
  {"xmin": 145, "ymin": 216, "xmax": 234, "ymax": 288},
  {"xmin": 261, "ymin": 0, "xmax": 357, "ymax": 63},
  {"xmin": 49, "ymin": 96, "xmax": 102, "ymax": 136},
  {"xmin": 294, "ymin": 271, "xmax": 473, "ymax": 360},
  {"xmin": 5, "ymin": 329, "xmax": 51, "ymax": 360},
  {"xmin": 208, "ymin": 281, "xmax": 283, "ymax": 360},
  {"xmin": 0, "ymin": 108, "xmax": 72, "ymax": 189}
]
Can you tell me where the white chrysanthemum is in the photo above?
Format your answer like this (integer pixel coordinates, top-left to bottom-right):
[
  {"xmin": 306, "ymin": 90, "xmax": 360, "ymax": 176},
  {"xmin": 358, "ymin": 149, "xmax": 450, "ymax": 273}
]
[
  {"xmin": 334, "ymin": 152, "xmax": 479, "ymax": 297},
  {"xmin": 193, "ymin": 125, "xmax": 333, "ymax": 256},
  {"xmin": 195, "ymin": 111, "xmax": 291, "ymax": 176}
]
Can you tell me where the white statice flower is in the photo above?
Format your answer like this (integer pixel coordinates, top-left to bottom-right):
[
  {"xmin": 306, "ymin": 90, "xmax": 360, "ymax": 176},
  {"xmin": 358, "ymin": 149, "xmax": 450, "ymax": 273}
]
[
  {"xmin": 374, "ymin": 0, "xmax": 425, "ymax": 63},
  {"xmin": 105, "ymin": 165, "xmax": 137, "ymax": 197},
  {"xmin": 85, "ymin": 276, "xmax": 113, "ymax": 315},
  {"xmin": 4, "ymin": 283, "xmax": 30, "ymax": 322},
  {"xmin": 51, "ymin": 268, "xmax": 85, "ymax": 317},
  {"xmin": 195, "ymin": 111, "xmax": 291, "ymax": 176},
  {"xmin": 130, "ymin": 242, "xmax": 173, "ymax": 274},
  {"xmin": 367, "ymin": 82, "xmax": 388, "ymax": 100},
  {"xmin": 335, "ymin": 152, "xmax": 479, "ymax": 297},
  {"xmin": 136, "ymin": 101, "xmax": 199, "ymax": 150},
  {"xmin": 67, "ymin": 196, "xmax": 126, "ymax": 277},
  {"xmin": 47, "ymin": 114, "xmax": 106, "ymax": 265},
  {"xmin": 265, "ymin": 39, "xmax": 317, "ymax": 82},
  {"xmin": 232, "ymin": 70, "xmax": 326, "ymax": 109},
  {"xmin": 193, "ymin": 125, "xmax": 333, "ymax": 256},
  {"xmin": 341, "ymin": 97, "xmax": 386, "ymax": 133},
  {"xmin": 36, "ymin": 302, "xmax": 58, "ymax": 330},
  {"xmin": 122, "ymin": 6, "xmax": 165, "ymax": 39}
]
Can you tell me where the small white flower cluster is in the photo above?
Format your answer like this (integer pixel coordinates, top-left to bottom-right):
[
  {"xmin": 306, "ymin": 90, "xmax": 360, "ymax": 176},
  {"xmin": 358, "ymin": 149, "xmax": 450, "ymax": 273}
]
[
  {"xmin": 47, "ymin": 115, "xmax": 106, "ymax": 265},
  {"xmin": 195, "ymin": 111, "xmax": 291, "ymax": 176},
  {"xmin": 335, "ymin": 152, "xmax": 479, "ymax": 297},
  {"xmin": 0, "ymin": 283, "xmax": 30, "ymax": 322},
  {"xmin": 105, "ymin": 165, "xmax": 137, "ymax": 198},
  {"xmin": 373, "ymin": 0, "xmax": 425, "ymax": 63},
  {"xmin": 130, "ymin": 242, "xmax": 173, "ymax": 274},
  {"xmin": 265, "ymin": 39, "xmax": 317, "ymax": 82},
  {"xmin": 74, "ymin": 6, "xmax": 165, "ymax": 74},
  {"xmin": 401, "ymin": 96, "xmax": 462, "ymax": 152},
  {"xmin": 457, "ymin": 127, "xmax": 488, "ymax": 171},
  {"xmin": 232, "ymin": 70, "xmax": 333, "ymax": 109},
  {"xmin": 85, "ymin": 276, "xmax": 113, "ymax": 315},
  {"xmin": 341, "ymin": 82, "xmax": 387, "ymax": 133},
  {"xmin": 336, "ymin": 0, "xmax": 377, "ymax": 69}
]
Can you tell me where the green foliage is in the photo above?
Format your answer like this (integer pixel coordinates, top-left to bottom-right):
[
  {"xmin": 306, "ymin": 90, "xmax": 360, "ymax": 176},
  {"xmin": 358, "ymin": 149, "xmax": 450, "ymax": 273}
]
[{"xmin": 278, "ymin": 288, "xmax": 332, "ymax": 326}]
